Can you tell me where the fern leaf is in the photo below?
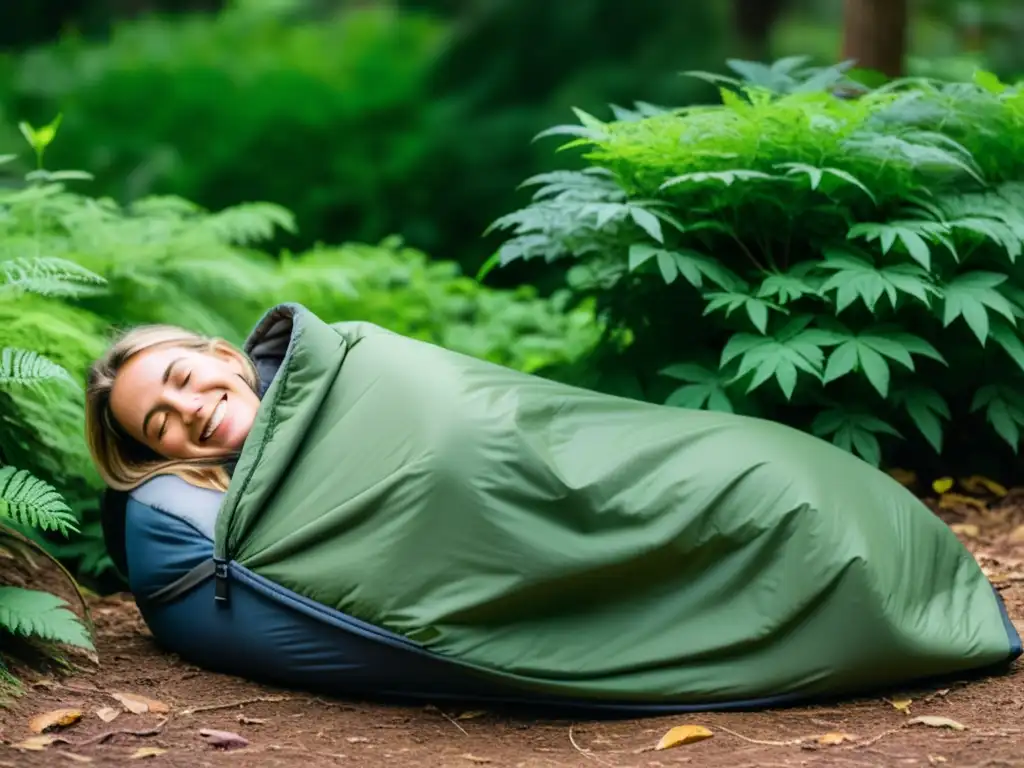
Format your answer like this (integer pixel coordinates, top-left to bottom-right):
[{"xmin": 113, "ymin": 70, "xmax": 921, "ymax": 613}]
[
  {"xmin": 0, "ymin": 257, "xmax": 106, "ymax": 299},
  {"xmin": 202, "ymin": 202, "xmax": 297, "ymax": 245},
  {"xmin": 0, "ymin": 467, "xmax": 78, "ymax": 536},
  {"xmin": 0, "ymin": 587, "xmax": 93, "ymax": 650},
  {"xmin": 0, "ymin": 348, "xmax": 75, "ymax": 388}
]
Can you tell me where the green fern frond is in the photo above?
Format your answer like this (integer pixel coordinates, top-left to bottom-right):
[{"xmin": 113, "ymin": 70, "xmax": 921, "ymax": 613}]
[
  {"xmin": 0, "ymin": 586, "xmax": 93, "ymax": 650},
  {"xmin": 0, "ymin": 467, "xmax": 78, "ymax": 536},
  {"xmin": 0, "ymin": 348, "xmax": 75, "ymax": 389},
  {"xmin": 202, "ymin": 202, "xmax": 297, "ymax": 245},
  {"xmin": 0, "ymin": 257, "xmax": 106, "ymax": 299}
]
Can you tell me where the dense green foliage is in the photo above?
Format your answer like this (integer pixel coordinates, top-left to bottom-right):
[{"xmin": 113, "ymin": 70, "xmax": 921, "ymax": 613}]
[
  {"xmin": 0, "ymin": 140, "xmax": 98, "ymax": 687},
  {"xmin": 2, "ymin": 4, "xmax": 446, "ymax": 251},
  {"xmin": 0, "ymin": 119, "xmax": 596, "ymax": 613},
  {"xmin": 491, "ymin": 58, "xmax": 1024, "ymax": 476},
  {"xmin": 0, "ymin": 1, "xmax": 726, "ymax": 271}
]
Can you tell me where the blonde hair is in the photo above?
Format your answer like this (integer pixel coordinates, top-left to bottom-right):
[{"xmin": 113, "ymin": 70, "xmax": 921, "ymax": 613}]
[{"xmin": 85, "ymin": 325, "xmax": 260, "ymax": 493}]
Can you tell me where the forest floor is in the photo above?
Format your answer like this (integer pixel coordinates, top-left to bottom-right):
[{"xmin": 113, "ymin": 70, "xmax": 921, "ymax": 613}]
[{"xmin": 1, "ymin": 482, "xmax": 1024, "ymax": 768}]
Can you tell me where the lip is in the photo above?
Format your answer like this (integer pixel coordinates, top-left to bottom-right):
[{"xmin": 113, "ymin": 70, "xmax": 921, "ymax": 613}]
[{"xmin": 200, "ymin": 394, "xmax": 227, "ymax": 443}]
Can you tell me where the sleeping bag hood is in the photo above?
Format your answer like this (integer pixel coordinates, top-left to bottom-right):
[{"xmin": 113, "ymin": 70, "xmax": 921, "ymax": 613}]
[{"xmin": 121, "ymin": 302, "xmax": 1021, "ymax": 712}]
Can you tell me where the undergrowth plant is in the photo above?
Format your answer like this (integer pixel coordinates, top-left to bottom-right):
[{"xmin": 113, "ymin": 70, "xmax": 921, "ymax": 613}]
[
  {"xmin": 489, "ymin": 57, "xmax": 1024, "ymax": 477},
  {"xmin": 0, "ymin": 120, "xmax": 98, "ymax": 691},
  {"xmin": 0, "ymin": 117, "xmax": 598, "ymax": 599}
]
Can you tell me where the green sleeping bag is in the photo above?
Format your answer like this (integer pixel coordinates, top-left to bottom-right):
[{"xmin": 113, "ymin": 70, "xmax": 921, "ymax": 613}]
[{"xmin": 212, "ymin": 303, "xmax": 1020, "ymax": 706}]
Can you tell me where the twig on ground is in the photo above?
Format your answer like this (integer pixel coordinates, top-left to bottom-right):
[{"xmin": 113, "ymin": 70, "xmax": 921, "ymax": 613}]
[
  {"xmin": 180, "ymin": 695, "xmax": 290, "ymax": 715},
  {"xmin": 846, "ymin": 726, "xmax": 904, "ymax": 749},
  {"xmin": 73, "ymin": 716, "xmax": 170, "ymax": 747},
  {"xmin": 438, "ymin": 709, "xmax": 469, "ymax": 736},
  {"xmin": 714, "ymin": 725, "xmax": 803, "ymax": 747},
  {"xmin": 568, "ymin": 724, "xmax": 619, "ymax": 767}
]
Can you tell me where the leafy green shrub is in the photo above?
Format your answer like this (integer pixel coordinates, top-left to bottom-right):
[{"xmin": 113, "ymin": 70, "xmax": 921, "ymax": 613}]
[
  {"xmin": 2, "ymin": 4, "xmax": 446, "ymax": 249},
  {"xmin": 0, "ymin": 144, "xmax": 97, "ymax": 688},
  {"xmin": 489, "ymin": 58, "xmax": 1024, "ymax": 475},
  {"xmin": 0, "ymin": 118, "xmax": 598, "ymax": 587}
]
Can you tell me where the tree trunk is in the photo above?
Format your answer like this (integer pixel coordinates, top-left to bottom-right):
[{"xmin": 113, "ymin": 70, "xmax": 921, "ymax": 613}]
[
  {"xmin": 732, "ymin": 0, "xmax": 788, "ymax": 62},
  {"xmin": 841, "ymin": 0, "xmax": 909, "ymax": 78}
]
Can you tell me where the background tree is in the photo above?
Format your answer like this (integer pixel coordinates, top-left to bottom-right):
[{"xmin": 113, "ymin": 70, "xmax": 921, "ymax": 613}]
[{"xmin": 841, "ymin": 0, "xmax": 910, "ymax": 76}]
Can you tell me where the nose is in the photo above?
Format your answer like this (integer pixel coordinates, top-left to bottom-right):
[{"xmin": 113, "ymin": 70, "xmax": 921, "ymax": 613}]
[{"xmin": 165, "ymin": 390, "xmax": 204, "ymax": 423}]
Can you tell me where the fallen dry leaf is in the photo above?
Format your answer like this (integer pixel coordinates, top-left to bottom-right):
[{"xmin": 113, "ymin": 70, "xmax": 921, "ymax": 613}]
[
  {"xmin": 889, "ymin": 697, "xmax": 913, "ymax": 714},
  {"xmin": 1009, "ymin": 525, "xmax": 1024, "ymax": 544},
  {"xmin": 12, "ymin": 735, "xmax": 58, "ymax": 751},
  {"xmin": 940, "ymin": 495, "xmax": 988, "ymax": 513},
  {"xmin": 909, "ymin": 716, "xmax": 967, "ymax": 731},
  {"xmin": 62, "ymin": 754, "xmax": 93, "ymax": 764},
  {"xmin": 130, "ymin": 747, "xmax": 168, "ymax": 760},
  {"xmin": 456, "ymin": 710, "xmax": 487, "ymax": 720},
  {"xmin": 237, "ymin": 715, "xmax": 265, "ymax": 725},
  {"xmin": 928, "ymin": 756, "xmax": 947, "ymax": 764},
  {"xmin": 95, "ymin": 707, "xmax": 120, "ymax": 724},
  {"xmin": 950, "ymin": 523, "xmax": 981, "ymax": 537},
  {"xmin": 28, "ymin": 708, "xmax": 83, "ymax": 733},
  {"xmin": 199, "ymin": 728, "xmax": 250, "ymax": 750},
  {"xmin": 932, "ymin": 477, "xmax": 954, "ymax": 494},
  {"xmin": 818, "ymin": 732, "xmax": 855, "ymax": 746},
  {"xmin": 347, "ymin": 736, "xmax": 370, "ymax": 743},
  {"xmin": 888, "ymin": 468, "xmax": 917, "ymax": 487},
  {"xmin": 959, "ymin": 475, "xmax": 1007, "ymax": 497},
  {"xmin": 655, "ymin": 724, "xmax": 714, "ymax": 750},
  {"xmin": 111, "ymin": 692, "xmax": 169, "ymax": 715},
  {"xmin": 460, "ymin": 755, "xmax": 492, "ymax": 764}
]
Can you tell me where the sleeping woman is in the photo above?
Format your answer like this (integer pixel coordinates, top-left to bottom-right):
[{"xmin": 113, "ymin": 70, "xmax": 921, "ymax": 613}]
[{"xmin": 83, "ymin": 302, "xmax": 1021, "ymax": 712}]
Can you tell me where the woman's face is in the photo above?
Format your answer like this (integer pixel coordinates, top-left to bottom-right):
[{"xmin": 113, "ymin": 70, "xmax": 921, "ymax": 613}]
[{"xmin": 108, "ymin": 344, "xmax": 261, "ymax": 461}]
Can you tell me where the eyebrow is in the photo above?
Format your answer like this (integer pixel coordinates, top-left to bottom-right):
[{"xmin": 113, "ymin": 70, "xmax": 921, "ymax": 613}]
[{"xmin": 141, "ymin": 357, "xmax": 185, "ymax": 438}]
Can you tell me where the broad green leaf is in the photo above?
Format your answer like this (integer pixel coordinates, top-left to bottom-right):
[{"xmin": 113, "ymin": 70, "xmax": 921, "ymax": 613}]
[
  {"xmin": 971, "ymin": 385, "xmax": 1024, "ymax": 451},
  {"xmin": 810, "ymin": 409, "xmax": 901, "ymax": 466},
  {"xmin": 819, "ymin": 249, "xmax": 935, "ymax": 311},
  {"xmin": 722, "ymin": 320, "xmax": 828, "ymax": 399},
  {"xmin": 941, "ymin": 270, "xmax": 1017, "ymax": 344},
  {"xmin": 703, "ymin": 292, "xmax": 785, "ymax": 334},
  {"xmin": 628, "ymin": 245, "xmax": 740, "ymax": 291},
  {"xmin": 660, "ymin": 363, "xmax": 718, "ymax": 383},
  {"xmin": 991, "ymin": 321, "xmax": 1024, "ymax": 375},
  {"xmin": 818, "ymin": 328, "xmax": 927, "ymax": 396},
  {"xmin": 892, "ymin": 387, "xmax": 950, "ymax": 453},
  {"xmin": 974, "ymin": 70, "xmax": 1007, "ymax": 95},
  {"xmin": 756, "ymin": 265, "xmax": 822, "ymax": 304},
  {"xmin": 775, "ymin": 162, "xmax": 876, "ymax": 202},
  {"xmin": 660, "ymin": 170, "xmax": 776, "ymax": 190},
  {"xmin": 629, "ymin": 207, "xmax": 663, "ymax": 243},
  {"xmin": 847, "ymin": 220, "xmax": 950, "ymax": 270}
]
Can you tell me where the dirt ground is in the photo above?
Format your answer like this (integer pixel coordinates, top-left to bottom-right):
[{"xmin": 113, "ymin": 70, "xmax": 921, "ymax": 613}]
[{"xmin": 2, "ymin": 482, "xmax": 1024, "ymax": 768}]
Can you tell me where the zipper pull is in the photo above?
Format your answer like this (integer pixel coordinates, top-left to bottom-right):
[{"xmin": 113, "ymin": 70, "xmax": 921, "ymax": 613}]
[{"xmin": 213, "ymin": 558, "xmax": 230, "ymax": 605}]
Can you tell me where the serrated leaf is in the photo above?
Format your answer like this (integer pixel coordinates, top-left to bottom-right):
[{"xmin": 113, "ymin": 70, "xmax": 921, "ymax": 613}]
[
  {"xmin": 810, "ymin": 410, "xmax": 901, "ymax": 465},
  {"xmin": 703, "ymin": 292, "xmax": 783, "ymax": 334},
  {"xmin": 660, "ymin": 169, "xmax": 775, "ymax": 190},
  {"xmin": 893, "ymin": 388, "xmax": 950, "ymax": 453},
  {"xmin": 628, "ymin": 246, "xmax": 740, "ymax": 291},
  {"xmin": 992, "ymin": 321, "xmax": 1024, "ymax": 375},
  {"xmin": 0, "ymin": 467, "xmax": 78, "ymax": 535},
  {"xmin": 0, "ymin": 348, "xmax": 76, "ymax": 389},
  {"xmin": 723, "ymin": 322, "xmax": 827, "ymax": 399},
  {"xmin": 629, "ymin": 207, "xmax": 663, "ymax": 243},
  {"xmin": 0, "ymin": 586, "xmax": 93, "ymax": 649},
  {"xmin": 971, "ymin": 385, "xmax": 1024, "ymax": 451},
  {"xmin": 820, "ymin": 249, "xmax": 935, "ymax": 311},
  {"xmin": 942, "ymin": 271, "xmax": 1017, "ymax": 344},
  {"xmin": 756, "ymin": 265, "xmax": 822, "ymax": 304}
]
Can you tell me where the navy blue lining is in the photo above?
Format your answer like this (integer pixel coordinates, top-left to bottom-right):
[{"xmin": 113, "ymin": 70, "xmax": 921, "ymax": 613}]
[{"xmin": 992, "ymin": 584, "xmax": 1023, "ymax": 659}]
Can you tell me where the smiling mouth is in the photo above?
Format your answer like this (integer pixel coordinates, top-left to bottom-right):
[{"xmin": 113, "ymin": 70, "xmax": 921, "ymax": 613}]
[{"xmin": 200, "ymin": 395, "xmax": 227, "ymax": 442}]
